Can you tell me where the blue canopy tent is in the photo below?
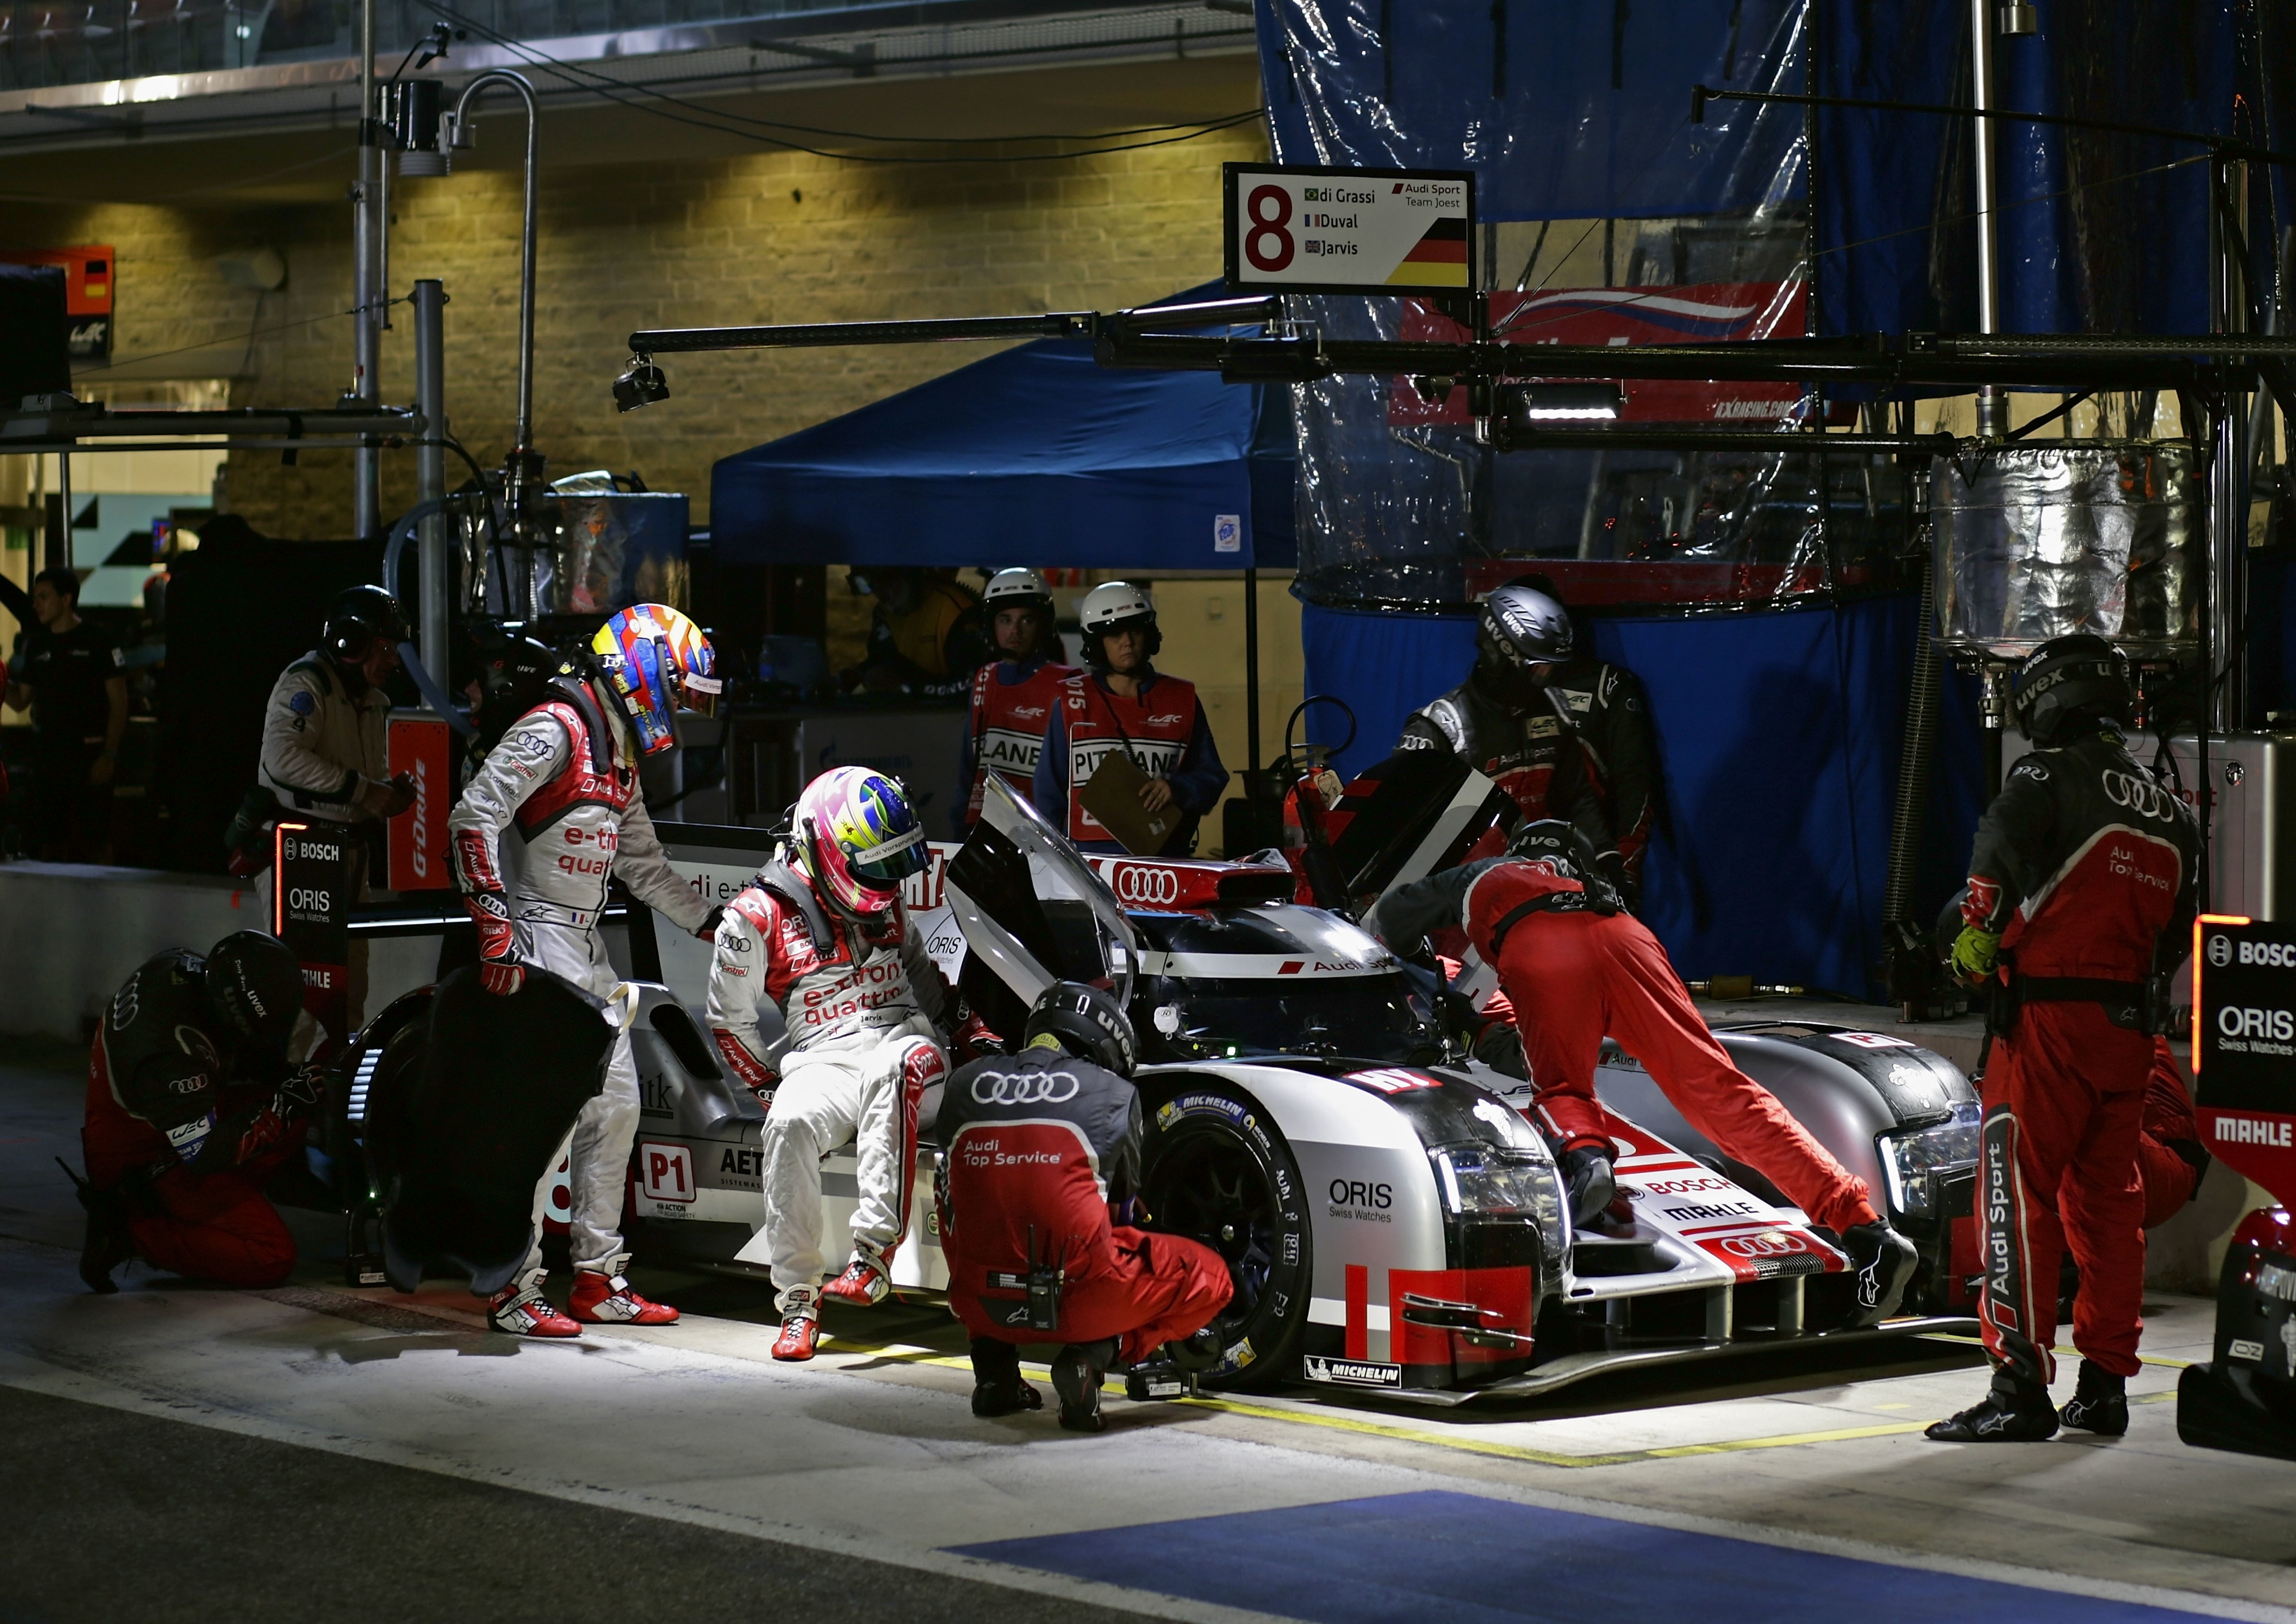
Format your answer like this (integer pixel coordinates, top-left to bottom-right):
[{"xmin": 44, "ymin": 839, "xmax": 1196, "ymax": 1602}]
[{"xmin": 709, "ymin": 292, "xmax": 1295, "ymax": 572}]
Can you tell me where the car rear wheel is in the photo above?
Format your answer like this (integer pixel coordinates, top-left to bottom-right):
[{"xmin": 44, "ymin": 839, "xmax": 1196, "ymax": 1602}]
[{"xmin": 1139, "ymin": 1080, "xmax": 1310, "ymax": 1391}]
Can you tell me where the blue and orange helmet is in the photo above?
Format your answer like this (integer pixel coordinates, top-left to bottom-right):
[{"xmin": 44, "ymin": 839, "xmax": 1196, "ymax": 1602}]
[{"xmin": 589, "ymin": 604, "xmax": 720, "ymax": 756}]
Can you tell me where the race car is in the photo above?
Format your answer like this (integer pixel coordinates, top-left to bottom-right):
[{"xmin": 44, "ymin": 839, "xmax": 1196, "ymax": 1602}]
[{"xmin": 588, "ymin": 777, "xmax": 1980, "ymax": 1402}]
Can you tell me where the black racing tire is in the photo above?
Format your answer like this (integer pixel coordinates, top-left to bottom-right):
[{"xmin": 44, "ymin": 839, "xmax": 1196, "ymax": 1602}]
[{"xmin": 1138, "ymin": 1078, "xmax": 1311, "ymax": 1392}]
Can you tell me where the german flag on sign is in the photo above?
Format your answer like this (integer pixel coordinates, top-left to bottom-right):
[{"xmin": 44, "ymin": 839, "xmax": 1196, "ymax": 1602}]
[{"xmin": 1388, "ymin": 215, "xmax": 1469, "ymax": 287}]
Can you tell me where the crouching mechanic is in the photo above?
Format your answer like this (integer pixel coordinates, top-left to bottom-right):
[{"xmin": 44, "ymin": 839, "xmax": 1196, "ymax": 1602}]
[
  {"xmin": 937, "ymin": 983, "xmax": 1233, "ymax": 1432},
  {"xmin": 1929, "ymin": 635, "xmax": 2198, "ymax": 1443},
  {"xmin": 1368, "ymin": 820, "xmax": 1917, "ymax": 1325},
  {"xmin": 707, "ymin": 766, "xmax": 972, "ymax": 1362},
  {"xmin": 450, "ymin": 604, "xmax": 725, "ymax": 1336},
  {"xmin": 75, "ymin": 932, "xmax": 317, "ymax": 1292}
]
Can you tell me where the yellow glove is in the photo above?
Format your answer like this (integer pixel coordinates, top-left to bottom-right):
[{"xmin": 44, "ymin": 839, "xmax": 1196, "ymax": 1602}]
[{"xmin": 1951, "ymin": 926, "xmax": 2000, "ymax": 986}]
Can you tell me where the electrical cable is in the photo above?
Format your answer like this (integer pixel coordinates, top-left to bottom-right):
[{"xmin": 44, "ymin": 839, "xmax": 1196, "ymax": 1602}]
[{"xmin": 418, "ymin": 0, "xmax": 1264, "ymax": 163}]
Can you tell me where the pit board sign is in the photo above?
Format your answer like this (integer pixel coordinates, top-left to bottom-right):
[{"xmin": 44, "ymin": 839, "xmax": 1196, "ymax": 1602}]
[
  {"xmin": 1223, "ymin": 163, "xmax": 1475, "ymax": 295},
  {"xmin": 2192, "ymin": 913, "xmax": 2296, "ymax": 1206}
]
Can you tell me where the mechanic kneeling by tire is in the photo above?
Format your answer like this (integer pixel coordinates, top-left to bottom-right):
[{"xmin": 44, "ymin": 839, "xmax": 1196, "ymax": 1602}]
[
  {"xmin": 1367, "ymin": 820, "xmax": 1918, "ymax": 1329},
  {"xmin": 72, "ymin": 932, "xmax": 320, "ymax": 1293},
  {"xmin": 936, "ymin": 982, "xmax": 1233, "ymax": 1433}
]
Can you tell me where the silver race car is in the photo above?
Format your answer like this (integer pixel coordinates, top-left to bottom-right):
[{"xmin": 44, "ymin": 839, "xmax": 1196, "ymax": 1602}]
[{"xmin": 603, "ymin": 777, "xmax": 1979, "ymax": 1404}]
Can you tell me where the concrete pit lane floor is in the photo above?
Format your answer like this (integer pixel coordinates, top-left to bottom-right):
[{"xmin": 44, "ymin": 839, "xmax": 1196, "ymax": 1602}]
[{"xmin": 4, "ymin": 1039, "xmax": 2293, "ymax": 1624}]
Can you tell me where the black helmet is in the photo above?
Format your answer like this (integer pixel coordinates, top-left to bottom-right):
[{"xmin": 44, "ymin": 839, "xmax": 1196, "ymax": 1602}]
[
  {"xmin": 2011, "ymin": 633, "xmax": 2133, "ymax": 748},
  {"xmin": 205, "ymin": 931, "xmax": 304, "ymax": 1047},
  {"xmin": 1475, "ymin": 585, "xmax": 1572, "ymax": 707},
  {"xmin": 324, "ymin": 585, "xmax": 409, "ymax": 662},
  {"xmin": 1506, "ymin": 817, "xmax": 1593, "ymax": 874},
  {"xmin": 1023, "ymin": 981, "xmax": 1137, "ymax": 1077}
]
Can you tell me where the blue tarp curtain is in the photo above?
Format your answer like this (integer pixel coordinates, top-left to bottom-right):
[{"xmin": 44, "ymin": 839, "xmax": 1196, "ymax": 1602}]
[
  {"xmin": 709, "ymin": 291, "xmax": 1295, "ymax": 571},
  {"xmin": 1258, "ymin": 0, "xmax": 2265, "ymax": 337},
  {"xmin": 1304, "ymin": 593, "xmax": 1984, "ymax": 998}
]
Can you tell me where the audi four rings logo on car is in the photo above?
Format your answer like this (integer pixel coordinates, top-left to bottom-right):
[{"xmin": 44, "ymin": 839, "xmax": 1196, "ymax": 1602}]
[
  {"xmin": 2102, "ymin": 770, "xmax": 2177, "ymax": 821},
  {"xmin": 1111, "ymin": 864, "xmax": 1181, "ymax": 905},
  {"xmin": 1719, "ymin": 1232, "xmax": 1807, "ymax": 1258},
  {"xmin": 970, "ymin": 1068, "xmax": 1083, "ymax": 1105}
]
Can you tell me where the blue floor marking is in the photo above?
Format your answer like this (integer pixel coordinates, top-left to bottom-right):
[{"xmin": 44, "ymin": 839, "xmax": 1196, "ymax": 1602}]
[{"xmin": 952, "ymin": 1489, "xmax": 2223, "ymax": 1623}]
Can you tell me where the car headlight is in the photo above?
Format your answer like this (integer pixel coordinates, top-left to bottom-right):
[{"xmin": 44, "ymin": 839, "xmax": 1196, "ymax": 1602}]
[
  {"xmin": 1879, "ymin": 1099, "xmax": 1981, "ymax": 1219},
  {"xmin": 1431, "ymin": 1143, "xmax": 1563, "ymax": 1234}
]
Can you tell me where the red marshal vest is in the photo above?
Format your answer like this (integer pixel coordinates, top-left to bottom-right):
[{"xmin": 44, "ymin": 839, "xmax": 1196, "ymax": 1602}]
[
  {"xmin": 1057, "ymin": 672, "xmax": 1200, "ymax": 845},
  {"xmin": 966, "ymin": 659, "xmax": 1076, "ymax": 825}
]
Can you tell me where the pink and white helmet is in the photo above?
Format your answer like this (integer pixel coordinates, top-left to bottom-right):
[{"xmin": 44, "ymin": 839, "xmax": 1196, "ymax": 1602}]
[{"xmin": 791, "ymin": 765, "xmax": 929, "ymax": 917}]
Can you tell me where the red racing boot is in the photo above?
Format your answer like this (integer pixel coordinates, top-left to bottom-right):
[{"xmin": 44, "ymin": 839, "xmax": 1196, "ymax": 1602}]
[
  {"xmin": 489, "ymin": 1269, "xmax": 582, "ymax": 1338},
  {"xmin": 819, "ymin": 1241, "xmax": 891, "ymax": 1307},
  {"xmin": 772, "ymin": 1287, "xmax": 821, "ymax": 1362},
  {"xmin": 568, "ymin": 1255, "xmax": 680, "ymax": 1325}
]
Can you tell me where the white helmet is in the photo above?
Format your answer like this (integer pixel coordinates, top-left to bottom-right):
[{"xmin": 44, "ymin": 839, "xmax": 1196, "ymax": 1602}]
[
  {"xmin": 1079, "ymin": 580, "xmax": 1154, "ymax": 636},
  {"xmin": 983, "ymin": 568, "xmax": 1053, "ymax": 611},
  {"xmin": 1078, "ymin": 580, "xmax": 1159, "ymax": 671}
]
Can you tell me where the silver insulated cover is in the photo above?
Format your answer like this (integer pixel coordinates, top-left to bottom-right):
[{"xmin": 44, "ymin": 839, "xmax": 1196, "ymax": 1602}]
[{"xmin": 1932, "ymin": 441, "xmax": 2199, "ymax": 660}]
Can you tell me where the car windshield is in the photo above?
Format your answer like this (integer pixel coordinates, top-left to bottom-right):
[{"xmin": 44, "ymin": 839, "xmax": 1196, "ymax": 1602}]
[{"xmin": 1141, "ymin": 973, "xmax": 1444, "ymax": 1065}]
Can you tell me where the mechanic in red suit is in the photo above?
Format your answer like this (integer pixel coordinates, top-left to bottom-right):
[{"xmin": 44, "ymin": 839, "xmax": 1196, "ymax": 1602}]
[
  {"xmin": 1930, "ymin": 635, "xmax": 2200, "ymax": 1443},
  {"xmin": 936, "ymin": 982, "xmax": 1233, "ymax": 1433},
  {"xmin": 2137, "ymin": 1038, "xmax": 2209, "ymax": 1227},
  {"xmin": 1369, "ymin": 819, "xmax": 1917, "ymax": 1327},
  {"xmin": 73, "ymin": 932, "xmax": 317, "ymax": 1293}
]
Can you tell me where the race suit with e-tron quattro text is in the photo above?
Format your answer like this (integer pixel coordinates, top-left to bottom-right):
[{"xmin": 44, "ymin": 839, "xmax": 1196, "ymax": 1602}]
[
  {"xmin": 1963, "ymin": 730, "xmax": 2199, "ymax": 1386},
  {"xmin": 706, "ymin": 859, "xmax": 953, "ymax": 1306},
  {"xmin": 936, "ymin": 1044, "xmax": 1232, "ymax": 1364},
  {"xmin": 448, "ymin": 680, "xmax": 710, "ymax": 1274}
]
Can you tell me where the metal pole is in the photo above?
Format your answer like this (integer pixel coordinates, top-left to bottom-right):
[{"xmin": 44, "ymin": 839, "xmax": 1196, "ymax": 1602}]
[
  {"xmin": 451, "ymin": 71, "xmax": 542, "ymax": 567},
  {"xmin": 1969, "ymin": 0, "xmax": 2007, "ymax": 439},
  {"xmin": 351, "ymin": 0, "xmax": 382, "ymax": 538},
  {"xmin": 1244, "ymin": 564, "xmax": 1261, "ymax": 776},
  {"xmin": 53, "ymin": 451, "xmax": 71, "ymax": 573},
  {"xmin": 2212, "ymin": 156, "xmax": 2250, "ymax": 731},
  {"xmin": 413, "ymin": 279, "xmax": 449, "ymax": 696}
]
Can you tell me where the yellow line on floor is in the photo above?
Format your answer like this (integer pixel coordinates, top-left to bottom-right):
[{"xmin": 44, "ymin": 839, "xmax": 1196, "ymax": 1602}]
[
  {"xmin": 1170, "ymin": 1394, "xmax": 1940, "ymax": 1468},
  {"xmin": 1924, "ymin": 1333, "xmax": 2192, "ymax": 1371},
  {"xmin": 825, "ymin": 1334, "xmax": 1949, "ymax": 1468}
]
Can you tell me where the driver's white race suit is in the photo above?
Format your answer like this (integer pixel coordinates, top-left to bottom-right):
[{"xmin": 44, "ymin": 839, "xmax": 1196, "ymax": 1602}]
[
  {"xmin": 448, "ymin": 680, "xmax": 710, "ymax": 1275},
  {"xmin": 706, "ymin": 857, "xmax": 952, "ymax": 1309}
]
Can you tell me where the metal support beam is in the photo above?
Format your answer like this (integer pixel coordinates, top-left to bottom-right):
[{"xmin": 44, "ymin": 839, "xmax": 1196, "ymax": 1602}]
[
  {"xmin": 1970, "ymin": 0, "xmax": 2007, "ymax": 440},
  {"xmin": 351, "ymin": 0, "xmax": 383, "ymax": 538},
  {"xmin": 413, "ymin": 279, "xmax": 450, "ymax": 699}
]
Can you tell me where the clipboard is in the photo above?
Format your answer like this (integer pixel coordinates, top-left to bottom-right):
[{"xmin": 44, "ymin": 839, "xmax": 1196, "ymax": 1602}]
[{"xmin": 1079, "ymin": 750, "xmax": 1179, "ymax": 855}]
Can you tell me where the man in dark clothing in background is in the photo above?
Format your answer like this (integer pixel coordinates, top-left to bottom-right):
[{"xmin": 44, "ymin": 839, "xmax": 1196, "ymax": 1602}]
[
  {"xmin": 1397, "ymin": 581, "xmax": 1656, "ymax": 902},
  {"xmin": 4, "ymin": 566, "xmax": 127, "ymax": 862}
]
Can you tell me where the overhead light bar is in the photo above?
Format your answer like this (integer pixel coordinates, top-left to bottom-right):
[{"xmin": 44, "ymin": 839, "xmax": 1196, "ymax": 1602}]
[{"xmin": 1504, "ymin": 382, "xmax": 1626, "ymax": 421}]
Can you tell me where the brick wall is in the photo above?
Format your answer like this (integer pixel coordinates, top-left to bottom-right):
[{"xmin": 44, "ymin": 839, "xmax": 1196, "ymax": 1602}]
[{"xmin": 4, "ymin": 117, "xmax": 1267, "ymax": 538}]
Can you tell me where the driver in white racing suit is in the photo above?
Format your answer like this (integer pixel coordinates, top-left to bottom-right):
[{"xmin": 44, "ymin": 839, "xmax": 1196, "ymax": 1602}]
[
  {"xmin": 449, "ymin": 604, "xmax": 724, "ymax": 1337},
  {"xmin": 705, "ymin": 765, "xmax": 964, "ymax": 1362}
]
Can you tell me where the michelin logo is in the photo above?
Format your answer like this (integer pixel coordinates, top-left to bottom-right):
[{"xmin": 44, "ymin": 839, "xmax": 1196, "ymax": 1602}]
[{"xmin": 1303, "ymin": 1354, "xmax": 1402, "ymax": 1388}]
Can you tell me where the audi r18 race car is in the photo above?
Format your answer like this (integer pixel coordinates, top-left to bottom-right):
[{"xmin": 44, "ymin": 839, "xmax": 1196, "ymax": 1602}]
[{"xmin": 564, "ymin": 776, "xmax": 1980, "ymax": 1402}]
